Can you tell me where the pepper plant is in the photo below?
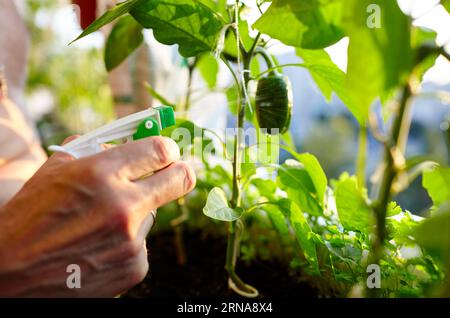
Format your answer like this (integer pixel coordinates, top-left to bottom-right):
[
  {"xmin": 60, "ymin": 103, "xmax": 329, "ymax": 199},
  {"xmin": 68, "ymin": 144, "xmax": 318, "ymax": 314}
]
[{"xmin": 74, "ymin": 0, "xmax": 450, "ymax": 297}]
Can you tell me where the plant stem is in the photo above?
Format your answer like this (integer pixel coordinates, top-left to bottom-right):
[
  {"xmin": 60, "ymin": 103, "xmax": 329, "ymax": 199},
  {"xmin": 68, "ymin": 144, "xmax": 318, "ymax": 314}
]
[
  {"xmin": 229, "ymin": 60, "xmax": 248, "ymax": 208},
  {"xmin": 221, "ymin": 56, "xmax": 241, "ymax": 93},
  {"xmin": 222, "ymin": 2, "xmax": 260, "ymax": 297},
  {"xmin": 370, "ymin": 80, "xmax": 415, "ymax": 296},
  {"xmin": 184, "ymin": 59, "xmax": 197, "ymax": 112},
  {"xmin": 246, "ymin": 201, "xmax": 278, "ymax": 214},
  {"xmin": 248, "ymin": 32, "xmax": 261, "ymax": 57},
  {"xmin": 440, "ymin": 48, "xmax": 450, "ymax": 61},
  {"xmin": 356, "ymin": 125, "xmax": 368, "ymax": 189},
  {"xmin": 254, "ymin": 63, "xmax": 307, "ymax": 79},
  {"xmin": 254, "ymin": 47, "xmax": 275, "ymax": 71},
  {"xmin": 225, "ymin": 42, "xmax": 258, "ymax": 296}
]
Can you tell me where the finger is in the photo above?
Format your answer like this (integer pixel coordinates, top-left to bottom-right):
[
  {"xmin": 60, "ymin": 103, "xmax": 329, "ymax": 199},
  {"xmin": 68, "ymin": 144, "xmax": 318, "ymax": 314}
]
[
  {"xmin": 93, "ymin": 136, "xmax": 180, "ymax": 180},
  {"xmin": 134, "ymin": 161, "xmax": 196, "ymax": 209},
  {"xmin": 53, "ymin": 137, "xmax": 113, "ymax": 161},
  {"xmin": 101, "ymin": 143, "xmax": 115, "ymax": 151},
  {"xmin": 62, "ymin": 135, "xmax": 80, "ymax": 145},
  {"xmin": 44, "ymin": 135, "xmax": 81, "ymax": 167},
  {"xmin": 137, "ymin": 211, "xmax": 156, "ymax": 242}
]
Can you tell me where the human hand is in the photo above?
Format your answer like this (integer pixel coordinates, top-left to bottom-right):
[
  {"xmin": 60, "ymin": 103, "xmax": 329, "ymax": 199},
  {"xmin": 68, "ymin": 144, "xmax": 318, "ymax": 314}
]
[{"xmin": 0, "ymin": 136, "xmax": 196, "ymax": 297}]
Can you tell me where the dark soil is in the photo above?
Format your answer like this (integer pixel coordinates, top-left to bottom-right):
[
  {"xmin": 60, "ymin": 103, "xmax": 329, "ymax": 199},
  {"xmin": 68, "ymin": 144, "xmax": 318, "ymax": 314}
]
[{"xmin": 124, "ymin": 230, "xmax": 317, "ymax": 299}]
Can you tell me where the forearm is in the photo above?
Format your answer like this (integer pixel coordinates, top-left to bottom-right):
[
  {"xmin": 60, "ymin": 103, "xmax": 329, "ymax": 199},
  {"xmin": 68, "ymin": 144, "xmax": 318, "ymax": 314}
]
[
  {"xmin": 0, "ymin": 143, "xmax": 47, "ymax": 206},
  {"xmin": 0, "ymin": 95, "xmax": 47, "ymax": 206}
]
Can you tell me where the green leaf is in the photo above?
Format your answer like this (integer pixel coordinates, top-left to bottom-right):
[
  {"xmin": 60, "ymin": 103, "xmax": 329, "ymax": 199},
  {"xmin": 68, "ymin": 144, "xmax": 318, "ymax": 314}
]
[
  {"xmin": 130, "ymin": 0, "xmax": 224, "ymax": 57},
  {"xmin": 224, "ymin": 19, "xmax": 255, "ymax": 56},
  {"xmin": 296, "ymin": 49, "xmax": 359, "ymax": 123},
  {"xmin": 289, "ymin": 152, "xmax": 327, "ymax": 207},
  {"xmin": 263, "ymin": 204, "xmax": 290, "ymax": 236},
  {"xmin": 411, "ymin": 27, "xmax": 439, "ymax": 81},
  {"xmin": 387, "ymin": 211, "xmax": 421, "ymax": 245},
  {"xmin": 197, "ymin": 0, "xmax": 229, "ymax": 22},
  {"xmin": 252, "ymin": 178, "xmax": 277, "ymax": 201},
  {"xmin": 387, "ymin": 201, "xmax": 403, "ymax": 217},
  {"xmin": 71, "ymin": 0, "xmax": 144, "ymax": 43},
  {"xmin": 412, "ymin": 27, "xmax": 437, "ymax": 49},
  {"xmin": 442, "ymin": 0, "xmax": 450, "ymax": 13},
  {"xmin": 414, "ymin": 201, "xmax": 450, "ymax": 263},
  {"xmin": 225, "ymin": 84, "xmax": 238, "ymax": 113},
  {"xmin": 296, "ymin": 49, "xmax": 334, "ymax": 100},
  {"xmin": 250, "ymin": 55, "xmax": 261, "ymax": 78},
  {"xmin": 423, "ymin": 167, "xmax": 450, "ymax": 207},
  {"xmin": 277, "ymin": 160, "xmax": 323, "ymax": 216},
  {"xmin": 241, "ymin": 162, "xmax": 257, "ymax": 182},
  {"xmin": 197, "ymin": 53, "xmax": 219, "ymax": 89},
  {"xmin": 335, "ymin": 175, "xmax": 373, "ymax": 233},
  {"xmin": 104, "ymin": 15, "xmax": 143, "ymax": 71},
  {"xmin": 276, "ymin": 199, "xmax": 319, "ymax": 274},
  {"xmin": 203, "ymin": 187, "xmax": 244, "ymax": 221},
  {"xmin": 253, "ymin": 0, "xmax": 345, "ymax": 49},
  {"xmin": 162, "ymin": 119, "xmax": 199, "ymax": 142},
  {"xmin": 344, "ymin": 0, "xmax": 413, "ymax": 122}
]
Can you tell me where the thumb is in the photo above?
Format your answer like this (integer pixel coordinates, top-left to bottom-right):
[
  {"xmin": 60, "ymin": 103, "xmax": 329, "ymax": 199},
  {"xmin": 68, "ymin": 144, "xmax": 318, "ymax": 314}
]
[
  {"xmin": 45, "ymin": 135, "xmax": 80, "ymax": 166},
  {"xmin": 61, "ymin": 135, "xmax": 80, "ymax": 145}
]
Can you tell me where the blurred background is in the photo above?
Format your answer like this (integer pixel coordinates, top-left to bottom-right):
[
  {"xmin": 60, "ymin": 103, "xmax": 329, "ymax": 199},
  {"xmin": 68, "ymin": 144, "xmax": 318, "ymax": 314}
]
[{"xmin": 16, "ymin": 0, "xmax": 450, "ymax": 215}]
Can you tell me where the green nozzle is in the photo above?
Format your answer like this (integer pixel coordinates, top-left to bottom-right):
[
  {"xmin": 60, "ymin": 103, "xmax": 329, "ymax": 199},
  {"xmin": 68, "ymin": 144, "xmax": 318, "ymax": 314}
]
[{"xmin": 156, "ymin": 106, "xmax": 176, "ymax": 129}]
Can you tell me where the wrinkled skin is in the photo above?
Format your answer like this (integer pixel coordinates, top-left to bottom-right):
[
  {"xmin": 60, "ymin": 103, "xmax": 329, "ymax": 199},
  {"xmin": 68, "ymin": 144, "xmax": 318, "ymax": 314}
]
[{"xmin": 0, "ymin": 136, "xmax": 196, "ymax": 297}]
